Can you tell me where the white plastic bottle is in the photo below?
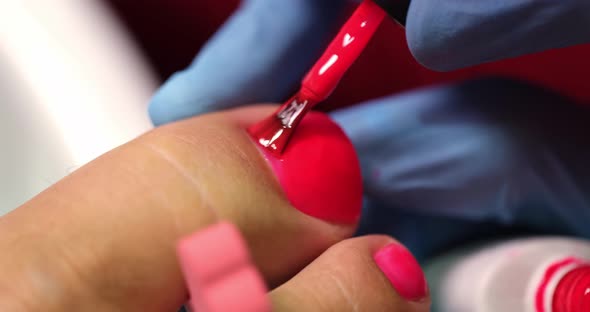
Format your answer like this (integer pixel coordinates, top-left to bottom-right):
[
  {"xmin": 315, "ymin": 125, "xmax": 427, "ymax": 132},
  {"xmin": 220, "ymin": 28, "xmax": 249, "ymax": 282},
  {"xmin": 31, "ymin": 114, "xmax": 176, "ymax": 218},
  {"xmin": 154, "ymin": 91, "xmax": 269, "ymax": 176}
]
[{"xmin": 424, "ymin": 236, "xmax": 590, "ymax": 312}]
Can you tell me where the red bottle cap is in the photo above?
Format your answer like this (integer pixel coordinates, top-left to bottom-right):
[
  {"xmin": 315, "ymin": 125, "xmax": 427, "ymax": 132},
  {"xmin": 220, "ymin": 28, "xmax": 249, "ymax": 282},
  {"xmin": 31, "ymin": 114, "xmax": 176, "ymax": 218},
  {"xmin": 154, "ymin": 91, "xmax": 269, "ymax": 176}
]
[{"xmin": 553, "ymin": 265, "xmax": 590, "ymax": 312}]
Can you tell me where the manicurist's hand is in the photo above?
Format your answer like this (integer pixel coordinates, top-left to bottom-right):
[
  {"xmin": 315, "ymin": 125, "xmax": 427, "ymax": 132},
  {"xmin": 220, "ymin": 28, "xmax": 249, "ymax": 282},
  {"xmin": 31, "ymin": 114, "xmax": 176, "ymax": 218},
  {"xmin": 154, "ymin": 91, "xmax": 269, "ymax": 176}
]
[{"xmin": 149, "ymin": 0, "xmax": 590, "ymax": 125}]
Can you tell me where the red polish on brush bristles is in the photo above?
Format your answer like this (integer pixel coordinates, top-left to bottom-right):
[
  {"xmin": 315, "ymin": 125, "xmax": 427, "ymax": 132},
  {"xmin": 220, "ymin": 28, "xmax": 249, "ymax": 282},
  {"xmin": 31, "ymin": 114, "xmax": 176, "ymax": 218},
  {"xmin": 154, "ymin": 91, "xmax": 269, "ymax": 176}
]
[
  {"xmin": 248, "ymin": 0, "xmax": 386, "ymax": 156},
  {"xmin": 248, "ymin": 0, "xmax": 385, "ymax": 222}
]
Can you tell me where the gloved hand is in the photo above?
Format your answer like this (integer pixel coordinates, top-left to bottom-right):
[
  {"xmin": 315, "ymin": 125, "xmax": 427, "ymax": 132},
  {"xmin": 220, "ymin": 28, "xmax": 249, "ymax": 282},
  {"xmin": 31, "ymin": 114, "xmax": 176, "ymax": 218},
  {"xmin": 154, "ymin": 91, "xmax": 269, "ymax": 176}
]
[
  {"xmin": 148, "ymin": 0, "xmax": 590, "ymax": 258},
  {"xmin": 149, "ymin": 0, "xmax": 590, "ymax": 125},
  {"xmin": 337, "ymin": 78, "xmax": 590, "ymax": 258},
  {"xmin": 405, "ymin": 0, "xmax": 590, "ymax": 71}
]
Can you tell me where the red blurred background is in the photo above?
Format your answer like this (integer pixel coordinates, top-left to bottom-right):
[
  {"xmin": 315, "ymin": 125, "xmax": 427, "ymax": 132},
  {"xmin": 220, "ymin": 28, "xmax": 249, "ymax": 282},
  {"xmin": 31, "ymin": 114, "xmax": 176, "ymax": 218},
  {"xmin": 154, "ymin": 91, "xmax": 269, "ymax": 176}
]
[{"xmin": 106, "ymin": 0, "xmax": 590, "ymax": 109}]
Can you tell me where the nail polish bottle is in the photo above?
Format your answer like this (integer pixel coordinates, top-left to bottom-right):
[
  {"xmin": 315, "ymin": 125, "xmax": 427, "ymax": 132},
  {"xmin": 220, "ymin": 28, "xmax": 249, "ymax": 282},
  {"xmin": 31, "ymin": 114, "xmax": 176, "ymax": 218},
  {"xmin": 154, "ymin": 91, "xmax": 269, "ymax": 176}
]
[{"xmin": 424, "ymin": 236, "xmax": 590, "ymax": 312}]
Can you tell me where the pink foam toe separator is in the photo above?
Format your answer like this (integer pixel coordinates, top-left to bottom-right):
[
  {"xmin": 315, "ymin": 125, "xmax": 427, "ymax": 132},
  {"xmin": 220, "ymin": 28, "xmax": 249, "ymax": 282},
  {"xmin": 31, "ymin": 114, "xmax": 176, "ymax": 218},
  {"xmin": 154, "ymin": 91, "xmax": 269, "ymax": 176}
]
[{"xmin": 177, "ymin": 222, "xmax": 271, "ymax": 312}]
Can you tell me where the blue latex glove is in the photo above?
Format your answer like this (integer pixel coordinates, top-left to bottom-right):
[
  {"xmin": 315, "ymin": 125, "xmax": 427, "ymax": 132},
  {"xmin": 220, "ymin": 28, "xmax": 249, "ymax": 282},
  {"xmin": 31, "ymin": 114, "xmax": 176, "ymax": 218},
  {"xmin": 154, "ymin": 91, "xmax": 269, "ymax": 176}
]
[
  {"xmin": 339, "ymin": 78, "xmax": 590, "ymax": 258},
  {"xmin": 149, "ymin": 0, "xmax": 590, "ymax": 258},
  {"xmin": 150, "ymin": 0, "xmax": 590, "ymax": 125},
  {"xmin": 406, "ymin": 0, "xmax": 590, "ymax": 70}
]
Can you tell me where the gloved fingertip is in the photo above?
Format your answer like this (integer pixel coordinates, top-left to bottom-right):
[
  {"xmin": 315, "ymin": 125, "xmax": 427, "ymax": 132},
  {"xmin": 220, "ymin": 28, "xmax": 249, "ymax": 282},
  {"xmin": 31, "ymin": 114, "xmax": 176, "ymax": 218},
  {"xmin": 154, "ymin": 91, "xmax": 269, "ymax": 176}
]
[
  {"xmin": 148, "ymin": 71, "xmax": 217, "ymax": 126},
  {"xmin": 405, "ymin": 21, "xmax": 469, "ymax": 72},
  {"xmin": 148, "ymin": 92, "xmax": 174, "ymax": 127},
  {"xmin": 403, "ymin": 0, "xmax": 505, "ymax": 72},
  {"xmin": 149, "ymin": 74, "xmax": 186, "ymax": 126},
  {"xmin": 406, "ymin": 38, "xmax": 456, "ymax": 72},
  {"xmin": 406, "ymin": 0, "xmax": 590, "ymax": 72}
]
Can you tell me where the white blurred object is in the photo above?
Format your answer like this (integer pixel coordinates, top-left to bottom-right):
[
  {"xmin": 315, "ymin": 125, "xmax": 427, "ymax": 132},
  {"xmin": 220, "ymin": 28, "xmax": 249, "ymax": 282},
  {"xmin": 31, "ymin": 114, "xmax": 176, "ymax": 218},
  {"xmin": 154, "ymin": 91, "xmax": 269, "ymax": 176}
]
[
  {"xmin": 425, "ymin": 237, "xmax": 590, "ymax": 312},
  {"xmin": 0, "ymin": 1, "xmax": 158, "ymax": 214}
]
